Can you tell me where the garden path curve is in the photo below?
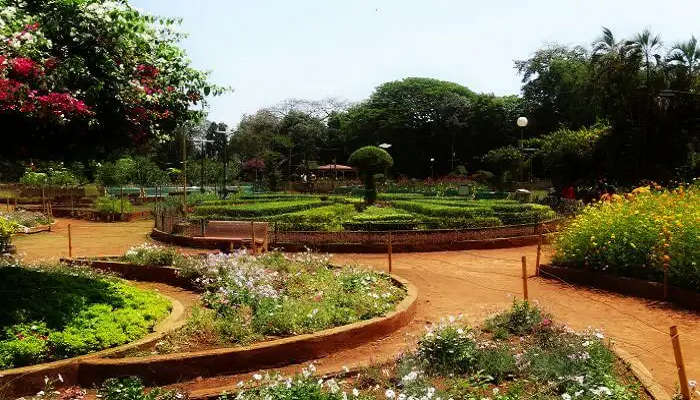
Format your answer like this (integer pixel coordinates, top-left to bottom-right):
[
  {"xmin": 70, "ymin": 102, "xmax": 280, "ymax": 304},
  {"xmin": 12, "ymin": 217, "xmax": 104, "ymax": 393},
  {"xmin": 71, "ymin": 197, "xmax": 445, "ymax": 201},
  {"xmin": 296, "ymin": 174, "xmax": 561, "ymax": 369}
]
[{"xmin": 12, "ymin": 218, "xmax": 700, "ymax": 398}]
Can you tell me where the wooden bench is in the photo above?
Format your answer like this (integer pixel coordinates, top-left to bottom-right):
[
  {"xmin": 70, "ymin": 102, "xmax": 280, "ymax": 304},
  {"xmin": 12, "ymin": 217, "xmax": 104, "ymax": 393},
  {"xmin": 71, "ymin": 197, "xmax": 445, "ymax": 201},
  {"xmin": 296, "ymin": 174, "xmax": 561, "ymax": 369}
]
[{"xmin": 196, "ymin": 221, "xmax": 268, "ymax": 253}]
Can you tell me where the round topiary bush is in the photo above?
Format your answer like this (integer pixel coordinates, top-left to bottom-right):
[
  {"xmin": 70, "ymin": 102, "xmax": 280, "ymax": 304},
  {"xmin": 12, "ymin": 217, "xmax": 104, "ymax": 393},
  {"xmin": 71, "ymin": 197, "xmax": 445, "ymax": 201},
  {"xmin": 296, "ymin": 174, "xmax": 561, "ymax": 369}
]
[{"xmin": 348, "ymin": 146, "xmax": 393, "ymax": 205}]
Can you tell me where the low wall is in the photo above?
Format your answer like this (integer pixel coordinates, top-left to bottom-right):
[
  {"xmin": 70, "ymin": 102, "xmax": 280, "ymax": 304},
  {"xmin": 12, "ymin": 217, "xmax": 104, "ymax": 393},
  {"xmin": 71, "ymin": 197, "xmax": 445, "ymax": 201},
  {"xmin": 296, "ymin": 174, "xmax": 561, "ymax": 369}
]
[
  {"xmin": 539, "ymin": 264, "xmax": 700, "ymax": 310},
  {"xmin": 153, "ymin": 219, "xmax": 562, "ymax": 253},
  {"xmin": 64, "ymin": 258, "xmax": 194, "ymax": 289}
]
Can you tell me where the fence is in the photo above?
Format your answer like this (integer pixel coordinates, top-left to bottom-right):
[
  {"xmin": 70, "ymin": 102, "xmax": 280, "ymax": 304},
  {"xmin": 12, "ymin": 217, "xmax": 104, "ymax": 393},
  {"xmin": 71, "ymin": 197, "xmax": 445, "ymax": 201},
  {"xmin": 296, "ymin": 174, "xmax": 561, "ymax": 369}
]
[{"xmin": 152, "ymin": 211, "xmax": 563, "ymax": 252}]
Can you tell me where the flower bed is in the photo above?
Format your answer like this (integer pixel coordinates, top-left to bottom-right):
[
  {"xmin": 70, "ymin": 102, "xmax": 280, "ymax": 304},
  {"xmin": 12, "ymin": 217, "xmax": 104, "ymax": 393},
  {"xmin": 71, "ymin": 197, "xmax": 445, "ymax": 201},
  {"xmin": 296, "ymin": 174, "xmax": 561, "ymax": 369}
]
[
  {"xmin": 107, "ymin": 248, "xmax": 406, "ymax": 355},
  {"xmin": 0, "ymin": 209, "xmax": 52, "ymax": 228},
  {"xmin": 188, "ymin": 193, "xmax": 556, "ymax": 232},
  {"xmin": 553, "ymin": 185, "xmax": 699, "ymax": 292},
  {"xmin": 0, "ymin": 262, "xmax": 171, "ymax": 370},
  {"xmin": 83, "ymin": 301, "xmax": 643, "ymax": 400}
]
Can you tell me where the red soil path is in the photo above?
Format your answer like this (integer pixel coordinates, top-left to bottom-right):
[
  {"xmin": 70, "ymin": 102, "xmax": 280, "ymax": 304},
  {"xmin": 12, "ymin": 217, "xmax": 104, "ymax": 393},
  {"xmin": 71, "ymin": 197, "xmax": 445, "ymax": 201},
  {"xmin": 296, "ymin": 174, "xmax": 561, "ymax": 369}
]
[{"xmin": 12, "ymin": 219, "xmax": 699, "ymax": 397}]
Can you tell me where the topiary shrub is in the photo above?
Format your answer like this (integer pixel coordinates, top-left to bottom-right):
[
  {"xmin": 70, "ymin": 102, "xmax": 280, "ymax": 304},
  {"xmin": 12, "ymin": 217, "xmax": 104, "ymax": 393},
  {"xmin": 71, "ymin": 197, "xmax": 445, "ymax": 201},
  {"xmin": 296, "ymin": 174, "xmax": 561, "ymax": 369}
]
[{"xmin": 348, "ymin": 146, "xmax": 393, "ymax": 205}]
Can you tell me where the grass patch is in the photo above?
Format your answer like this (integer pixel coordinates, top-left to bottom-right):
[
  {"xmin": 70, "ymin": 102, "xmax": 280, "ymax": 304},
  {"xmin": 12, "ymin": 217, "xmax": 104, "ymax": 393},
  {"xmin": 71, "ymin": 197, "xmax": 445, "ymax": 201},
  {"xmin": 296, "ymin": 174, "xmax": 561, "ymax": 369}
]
[{"xmin": 0, "ymin": 262, "xmax": 170, "ymax": 369}]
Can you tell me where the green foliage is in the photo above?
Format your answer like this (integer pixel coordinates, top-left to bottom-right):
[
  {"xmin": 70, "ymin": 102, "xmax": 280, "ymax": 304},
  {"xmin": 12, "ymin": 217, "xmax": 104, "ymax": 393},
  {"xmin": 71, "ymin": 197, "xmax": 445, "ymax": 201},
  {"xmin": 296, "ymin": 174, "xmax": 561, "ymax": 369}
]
[
  {"xmin": 94, "ymin": 196, "xmax": 134, "ymax": 215},
  {"xmin": 99, "ymin": 377, "xmax": 188, "ymax": 400},
  {"xmin": 553, "ymin": 186, "xmax": 700, "ymax": 291},
  {"xmin": 194, "ymin": 199, "xmax": 325, "ymax": 218},
  {"xmin": 122, "ymin": 243, "xmax": 182, "ymax": 266},
  {"xmin": 0, "ymin": 210, "xmax": 51, "ymax": 228},
  {"xmin": 0, "ymin": 263, "xmax": 170, "ymax": 368},
  {"xmin": 417, "ymin": 323, "xmax": 477, "ymax": 374},
  {"xmin": 348, "ymin": 146, "xmax": 394, "ymax": 205},
  {"xmin": 485, "ymin": 300, "xmax": 545, "ymax": 336},
  {"xmin": 155, "ymin": 252, "xmax": 405, "ymax": 350}
]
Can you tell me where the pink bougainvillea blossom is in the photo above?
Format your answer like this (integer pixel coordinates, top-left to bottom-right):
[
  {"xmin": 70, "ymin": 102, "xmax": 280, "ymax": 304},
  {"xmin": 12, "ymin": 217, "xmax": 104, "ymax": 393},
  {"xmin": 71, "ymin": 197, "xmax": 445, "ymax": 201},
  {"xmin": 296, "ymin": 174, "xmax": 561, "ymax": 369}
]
[
  {"xmin": 10, "ymin": 57, "xmax": 41, "ymax": 79},
  {"xmin": 35, "ymin": 92, "xmax": 92, "ymax": 117}
]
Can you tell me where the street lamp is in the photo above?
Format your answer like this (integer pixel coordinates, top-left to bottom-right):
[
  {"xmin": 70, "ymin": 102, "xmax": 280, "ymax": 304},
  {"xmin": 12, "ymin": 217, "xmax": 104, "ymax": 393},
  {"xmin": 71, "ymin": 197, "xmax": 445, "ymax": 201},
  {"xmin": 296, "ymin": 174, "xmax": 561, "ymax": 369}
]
[
  {"xmin": 429, "ymin": 157, "xmax": 435, "ymax": 179},
  {"xmin": 517, "ymin": 116, "xmax": 528, "ymax": 149},
  {"xmin": 192, "ymin": 137, "xmax": 215, "ymax": 193},
  {"xmin": 378, "ymin": 143, "xmax": 392, "ymax": 149}
]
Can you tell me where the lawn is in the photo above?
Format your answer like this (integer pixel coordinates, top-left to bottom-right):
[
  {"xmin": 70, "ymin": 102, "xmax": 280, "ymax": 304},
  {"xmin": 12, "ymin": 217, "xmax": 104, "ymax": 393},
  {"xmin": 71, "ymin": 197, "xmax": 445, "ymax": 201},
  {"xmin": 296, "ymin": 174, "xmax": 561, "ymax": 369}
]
[
  {"xmin": 189, "ymin": 193, "xmax": 556, "ymax": 231},
  {"xmin": 0, "ymin": 262, "xmax": 171, "ymax": 369}
]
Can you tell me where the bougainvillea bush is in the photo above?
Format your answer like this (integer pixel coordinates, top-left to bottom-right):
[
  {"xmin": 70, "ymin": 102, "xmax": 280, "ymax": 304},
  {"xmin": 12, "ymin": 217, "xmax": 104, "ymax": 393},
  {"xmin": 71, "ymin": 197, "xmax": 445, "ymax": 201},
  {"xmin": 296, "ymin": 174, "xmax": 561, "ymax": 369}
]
[
  {"xmin": 553, "ymin": 185, "xmax": 700, "ymax": 291},
  {"xmin": 0, "ymin": 262, "xmax": 170, "ymax": 369},
  {"xmin": 0, "ymin": 0, "xmax": 223, "ymax": 161},
  {"xmin": 132, "ymin": 251, "xmax": 405, "ymax": 353}
]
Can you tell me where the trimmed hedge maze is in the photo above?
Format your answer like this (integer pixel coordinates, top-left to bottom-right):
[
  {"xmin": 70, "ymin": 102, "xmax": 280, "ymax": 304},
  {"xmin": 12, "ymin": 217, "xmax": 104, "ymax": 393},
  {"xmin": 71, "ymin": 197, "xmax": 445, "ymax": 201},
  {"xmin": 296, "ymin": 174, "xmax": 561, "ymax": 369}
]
[{"xmin": 191, "ymin": 193, "xmax": 556, "ymax": 232}]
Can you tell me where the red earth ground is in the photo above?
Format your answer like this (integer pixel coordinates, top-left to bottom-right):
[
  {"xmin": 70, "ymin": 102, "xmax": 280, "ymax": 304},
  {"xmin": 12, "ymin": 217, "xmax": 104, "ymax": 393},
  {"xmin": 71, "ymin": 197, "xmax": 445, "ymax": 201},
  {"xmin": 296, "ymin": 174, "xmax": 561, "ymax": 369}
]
[{"xmin": 12, "ymin": 218, "xmax": 700, "ymax": 398}]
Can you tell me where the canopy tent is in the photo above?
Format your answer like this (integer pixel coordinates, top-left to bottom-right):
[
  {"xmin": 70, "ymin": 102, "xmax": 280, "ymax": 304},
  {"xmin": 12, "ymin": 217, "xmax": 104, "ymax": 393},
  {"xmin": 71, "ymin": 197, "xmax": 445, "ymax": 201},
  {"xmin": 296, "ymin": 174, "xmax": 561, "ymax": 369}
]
[{"xmin": 315, "ymin": 164, "xmax": 355, "ymax": 180}]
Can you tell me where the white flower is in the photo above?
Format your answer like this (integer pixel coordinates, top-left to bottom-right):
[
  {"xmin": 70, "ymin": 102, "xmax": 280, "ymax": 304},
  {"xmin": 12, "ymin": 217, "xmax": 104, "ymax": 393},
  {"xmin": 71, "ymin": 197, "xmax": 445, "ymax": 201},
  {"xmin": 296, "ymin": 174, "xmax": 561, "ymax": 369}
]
[
  {"xmin": 352, "ymin": 388, "xmax": 360, "ymax": 397},
  {"xmin": 402, "ymin": 371, "xmax": 418, "ymax": 382},
  {"xmin": 689, "ymin": 380, "xmax": 697, "ymax": 389},
  {"xmin": 385, "ymin": 389, "xmax": 396, "ymax": 398},
  {"xmin": 57, "ymin": 373, "xmax": 63, "ymax": 383},
  {"xmin": 562, "ymin": 394, "xmax": 572, "ymax": 400},
  {"xmin": 574, "ymin": 390, "xmax": 584, "ymax": 397},
  {"xmin": 574, "ymin": 376, "xmax": 584, "ymax": 384},
  {"xmin": 595, "ymin": 332, "xmax": 605, "ymax": 339},
  {"xmin": 252, "ymin": 373, "xmax": 262, "ymax": 381},
  {"xmin": 493, "ymin": 388, "xmax": 500, "ymax": 394}
]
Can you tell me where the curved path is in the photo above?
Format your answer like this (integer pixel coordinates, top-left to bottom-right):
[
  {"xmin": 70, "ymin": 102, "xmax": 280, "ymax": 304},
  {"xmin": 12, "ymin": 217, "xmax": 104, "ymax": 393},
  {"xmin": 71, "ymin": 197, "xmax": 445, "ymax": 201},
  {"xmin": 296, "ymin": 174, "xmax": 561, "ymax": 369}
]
[{"xmin": 12, "ymin": 219, "xmax": 700, "ymax": 398}]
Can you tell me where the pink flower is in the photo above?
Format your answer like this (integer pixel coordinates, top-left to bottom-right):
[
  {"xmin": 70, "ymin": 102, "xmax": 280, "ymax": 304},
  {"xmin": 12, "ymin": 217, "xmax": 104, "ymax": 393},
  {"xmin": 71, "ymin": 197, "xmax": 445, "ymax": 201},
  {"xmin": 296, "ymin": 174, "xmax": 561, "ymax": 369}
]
[{"xmin": 10, "ymin": 57, "xmax": 41, "ymax": 79}]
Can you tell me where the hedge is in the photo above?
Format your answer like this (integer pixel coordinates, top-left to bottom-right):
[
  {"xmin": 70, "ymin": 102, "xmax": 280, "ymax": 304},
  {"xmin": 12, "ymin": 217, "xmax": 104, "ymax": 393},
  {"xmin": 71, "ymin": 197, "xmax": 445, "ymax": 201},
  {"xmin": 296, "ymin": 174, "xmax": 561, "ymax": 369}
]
[
  {"xmin": 193, "ymin": 199, "xmax": 325, "ymax": 218},
  {"xmin": 391, "ymin": 200, "xmax": 496, "ymax": 219}
]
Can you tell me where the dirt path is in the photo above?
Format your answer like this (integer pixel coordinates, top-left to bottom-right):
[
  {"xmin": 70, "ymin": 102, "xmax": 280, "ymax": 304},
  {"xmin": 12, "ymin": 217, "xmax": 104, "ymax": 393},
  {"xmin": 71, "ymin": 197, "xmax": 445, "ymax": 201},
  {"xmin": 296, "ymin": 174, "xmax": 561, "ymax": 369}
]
[
  {"xmin": 13, "ymin": 218, "xmax": 155, "ymax": 261},
  {"xmin": 171, "ymin": 248, "xmax": 699, "ymax": 398},
  {"xmin": 11, "ymin": 220, "xmax": 699, "ymax": 397}
]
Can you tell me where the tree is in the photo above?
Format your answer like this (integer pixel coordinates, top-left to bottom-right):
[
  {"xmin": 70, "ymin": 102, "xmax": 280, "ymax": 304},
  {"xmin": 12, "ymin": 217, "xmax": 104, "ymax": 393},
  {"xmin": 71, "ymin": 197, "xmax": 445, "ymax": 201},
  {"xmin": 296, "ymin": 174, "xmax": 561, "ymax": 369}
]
[
  {"xmin": 348, "ymin": 146, "xmax": 393, "ymax": 205},
  {"xmin": 0, "ymin": 0, "xmax": 224, "ymax": 163},
  {"xmin": 632, "ymin": 29, "xmax": 663, "ymax": 88}
]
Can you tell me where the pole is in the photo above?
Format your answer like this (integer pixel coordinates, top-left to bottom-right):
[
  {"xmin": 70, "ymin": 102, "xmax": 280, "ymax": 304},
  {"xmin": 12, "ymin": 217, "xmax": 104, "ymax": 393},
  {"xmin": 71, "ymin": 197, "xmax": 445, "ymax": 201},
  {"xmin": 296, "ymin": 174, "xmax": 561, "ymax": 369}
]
[
  {"xmin": 200, "ymin": 140, "xmax": 205, "ymax": 193},
  {"xmin": 250, "ymin": 221, "xmax": 256, "ymax": 254},
  {"xmin": 182, "ymin": 130, "xmax": 187, "ymax": 214},
  {"xmin": 536, "ymin": 235, "xmax": 542, "ymax": 276},
  {"xmin": 521, "ymin": 256, "xmax": 528, "ymax": 301},
  {"xmin": 670, "ymin": 326, "xmax": 691, "ymax": 400},
  {"xmin": 663, "ymin": 262, "xmax": 669, "ymax": 300},
  {"xmin": 68, "ymin": 223, "xmax": 73, "ymax": 258},
  {"xmin": 387, "ymin": 232, "xmax": 393, "ymax": 274}
]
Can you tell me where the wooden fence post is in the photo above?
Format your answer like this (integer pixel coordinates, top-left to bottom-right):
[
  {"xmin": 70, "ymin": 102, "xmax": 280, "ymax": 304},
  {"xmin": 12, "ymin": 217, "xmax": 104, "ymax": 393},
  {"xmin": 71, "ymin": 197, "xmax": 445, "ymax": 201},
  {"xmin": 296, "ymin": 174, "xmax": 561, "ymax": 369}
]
[
  {"xmin": 250, "ymin": 221, "xmax": 256, "ymax": 254},
  {"xmin": 521, "ymin": 256, "xmax": 528, "ymax": 301},
  {"xmin": 387, "ymin": 231, "xmax": 393, "ymax": 274},
  {"xmin": 663, "ymin": 262, "xmax": 669, "ymax": 300},
  {"xmin": 670, "ymin": 326, "xmax": 691, "ymax": 400},
  {"xmin": 68, "ymin": 223, "xmax": 73, "ymax": 258},
  {"xmin": 535, "ymin": 235, "xmax": 542, "ymax": 276}
]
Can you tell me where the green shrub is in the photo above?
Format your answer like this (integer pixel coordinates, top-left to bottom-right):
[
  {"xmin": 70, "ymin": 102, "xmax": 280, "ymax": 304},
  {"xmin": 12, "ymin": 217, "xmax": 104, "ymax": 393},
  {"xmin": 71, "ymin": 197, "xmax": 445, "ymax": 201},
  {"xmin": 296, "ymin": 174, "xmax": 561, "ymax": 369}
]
[
  {"xmin": 348, "ymin": 146, "xmax": 393, "ymax": 205},
  {"xmin": 94, "ymin": 196, "xmax": 134, "ymax": 215},
  {"xmin": 392, "ymin": 200, "xmax": 496, "ymax": 219},
  {"xmin": 193, "ymin": 199, "xmax": 324, "ymax": 218},
  {"xmin": 0, "ymin": 263, "xmax": 170, "ymax": 368},
  {"xmin": 122, "ymin": 243, "xmax": 182, "ymax": 266},
  {"xmin": 99, "ymin": 377, "xmax": 188, "ymax": 400},
  {"xmin": 553, "ymin": 186, "xmax": 700, "ymax": 291},
  {"xmin": 417, "ymin": 323, "xmax": 477, "ymax": 374},
  {"xmin": 485, "ymin": 300, "xmax": 545, "ymax": 336}
]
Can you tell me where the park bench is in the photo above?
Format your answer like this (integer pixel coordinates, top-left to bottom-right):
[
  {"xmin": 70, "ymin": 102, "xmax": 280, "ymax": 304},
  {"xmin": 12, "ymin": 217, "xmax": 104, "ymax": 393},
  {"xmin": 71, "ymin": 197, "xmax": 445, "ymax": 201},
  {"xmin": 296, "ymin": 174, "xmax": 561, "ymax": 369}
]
[{"xmin": 196, "ymin": 220, "xmax": 268, "ymax": 253}]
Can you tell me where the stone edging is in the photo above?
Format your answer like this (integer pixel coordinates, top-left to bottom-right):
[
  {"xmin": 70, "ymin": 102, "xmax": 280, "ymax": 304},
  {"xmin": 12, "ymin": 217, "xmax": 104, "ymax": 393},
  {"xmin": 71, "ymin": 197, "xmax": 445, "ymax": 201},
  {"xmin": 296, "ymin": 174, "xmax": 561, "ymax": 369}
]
[
  {"xmin": 0, "ymin": 292, "xmax": 186, "ymax": 397},
  {"xmin": 539, "ymin": 264, "xmax": 700, "ymax": 310}
]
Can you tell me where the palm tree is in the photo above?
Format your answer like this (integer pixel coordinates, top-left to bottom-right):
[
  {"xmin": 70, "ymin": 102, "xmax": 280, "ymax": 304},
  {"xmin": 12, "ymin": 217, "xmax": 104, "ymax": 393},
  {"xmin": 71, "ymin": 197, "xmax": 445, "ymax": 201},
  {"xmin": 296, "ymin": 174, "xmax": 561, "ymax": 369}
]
[
  {"xmin": 667, "ymin": 36, "xmax": 700, "ymax": 76},
  {"xmin": 592, "ymin": 27, "xmax": 636, "ymax": 60},
  {"xmin": 632, "ymin": 29, "xmax": 663, "ymax": 87}
]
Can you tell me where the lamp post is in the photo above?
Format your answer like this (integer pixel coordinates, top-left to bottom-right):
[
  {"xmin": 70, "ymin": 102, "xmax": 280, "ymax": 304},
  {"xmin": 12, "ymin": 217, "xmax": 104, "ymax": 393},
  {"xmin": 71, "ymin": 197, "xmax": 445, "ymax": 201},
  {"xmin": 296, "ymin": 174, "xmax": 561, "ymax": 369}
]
[
  {"xmin": 517, "ymin": 116, "xmax": 528, "ymax": 149},
  {"xmin": 216, "ymin": 128, "xmax": 231, "ymax": 198},
  {"xmin": 429, "ymin": 157, "xmax": 435, "ymax": 179},
  {"xmin": 192, "ymin": 137, "xmax": 215, "ymax": 193}
]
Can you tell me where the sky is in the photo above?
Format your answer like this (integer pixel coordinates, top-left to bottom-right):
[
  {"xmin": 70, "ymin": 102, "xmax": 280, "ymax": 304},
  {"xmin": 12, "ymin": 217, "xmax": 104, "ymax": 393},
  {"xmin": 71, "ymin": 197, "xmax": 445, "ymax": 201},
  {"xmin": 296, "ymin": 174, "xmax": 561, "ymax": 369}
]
[{"xmin": 132, "ymin": 0, "xmax": 700, "ymax": 127}]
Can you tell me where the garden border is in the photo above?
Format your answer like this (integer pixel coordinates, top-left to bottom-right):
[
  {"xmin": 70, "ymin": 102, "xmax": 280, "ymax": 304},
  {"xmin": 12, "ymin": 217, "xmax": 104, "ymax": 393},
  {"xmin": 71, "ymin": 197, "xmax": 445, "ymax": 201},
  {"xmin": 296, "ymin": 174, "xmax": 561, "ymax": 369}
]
[
  {"xmin": 3, "ymin": 259, "xmax": 417, "ymax": 394},
  {"xmin": 152, "ymin": 219, "xmax": 563, "ymax": 253},
  {"xmin": 0, "ymin": 292, "xmax": 187, "ymax": 398},
  {"xmin": 539, "ymin": 264, "xmax": 700, "ymax": 311}
]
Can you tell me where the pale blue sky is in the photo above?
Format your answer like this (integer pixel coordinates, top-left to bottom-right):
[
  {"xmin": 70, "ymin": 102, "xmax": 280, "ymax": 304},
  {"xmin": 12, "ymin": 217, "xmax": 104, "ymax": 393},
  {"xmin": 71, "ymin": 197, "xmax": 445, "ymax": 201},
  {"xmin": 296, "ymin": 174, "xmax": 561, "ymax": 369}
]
[{"xmin": 132, "ymin": 0, "xmax": 699, "ymax": 126}]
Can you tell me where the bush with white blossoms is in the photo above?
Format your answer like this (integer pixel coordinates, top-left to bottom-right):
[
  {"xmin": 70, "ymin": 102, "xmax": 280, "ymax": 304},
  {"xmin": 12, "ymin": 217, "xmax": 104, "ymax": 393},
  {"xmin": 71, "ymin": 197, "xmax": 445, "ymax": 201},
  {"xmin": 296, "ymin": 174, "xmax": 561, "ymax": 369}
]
[
  {"xmin": 122, "ymin": 242, "xmax": 182, "ymax": 266},
  {"xmin": 145, "ymin": 250, "xmax": 406, "ymax": 352},
  {"xmin": 201, "ymin": 302, "xmax": 643, "ymax": 400}
]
